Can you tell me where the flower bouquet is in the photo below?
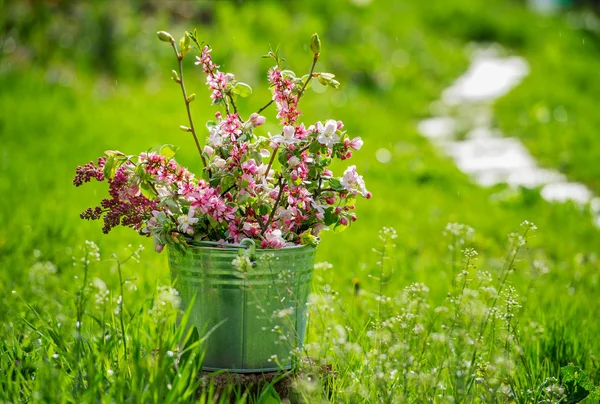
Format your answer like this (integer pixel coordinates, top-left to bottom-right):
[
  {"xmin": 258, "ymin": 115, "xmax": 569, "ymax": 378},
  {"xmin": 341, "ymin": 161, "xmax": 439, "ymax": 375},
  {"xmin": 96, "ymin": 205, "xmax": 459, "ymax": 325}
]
[
  {"xmin": 73, "ymin": 31, "xmax": 370, "ymax": 371},
  {"xmin": 74, "ymin": 31, "xmax": 369, "ymax": 253}
]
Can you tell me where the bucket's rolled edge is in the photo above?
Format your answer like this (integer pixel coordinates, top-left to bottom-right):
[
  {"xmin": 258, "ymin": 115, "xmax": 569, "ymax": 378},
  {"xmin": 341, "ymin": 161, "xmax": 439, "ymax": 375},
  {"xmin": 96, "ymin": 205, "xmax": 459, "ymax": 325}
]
[{"xmin": 201, "ymin": 365, "xmax": 292, "ymax": 374}]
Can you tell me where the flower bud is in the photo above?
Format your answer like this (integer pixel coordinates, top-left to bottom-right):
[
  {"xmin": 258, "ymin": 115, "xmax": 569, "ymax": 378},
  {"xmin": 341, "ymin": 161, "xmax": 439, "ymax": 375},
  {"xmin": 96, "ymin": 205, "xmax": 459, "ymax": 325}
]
[
  {"xmin": 203, "ymin": 145, "xmax": 214, "ymax": 156},
  {"xmin": 310, "ymin": 33, "xmax": 321, "ymax": 55},
  {"xmin": 157, "ymin": 31, "xmax": 174, "ymax": 43},
  {"xmin": 186, "ymin": 93, "xmax": 196, "ymax": 103},
  {"xmin": 214, "ymin": 157, "xmax": 226, "ymax": 168},
  {"xmin": 171, "ymin": 70, "xmax": 180, "ymax": 82},
  {"xmin": 340, "ymin": 217, "xmax": 349, "ymax": 226},
  {"xmin": 180, "ymin": 125, "xmax": 190, "ymax": 132},
  {"xmin": 249, "ymin": 113, "xmax": 266, "ymax": 127}
]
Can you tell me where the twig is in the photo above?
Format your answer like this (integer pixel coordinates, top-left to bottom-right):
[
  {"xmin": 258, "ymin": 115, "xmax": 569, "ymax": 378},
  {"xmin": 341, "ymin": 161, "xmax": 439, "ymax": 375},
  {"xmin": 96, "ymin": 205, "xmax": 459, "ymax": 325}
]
[
  {"xmin": 297, "ymin": 54, "xmax": 319, "ymax": 103},
  {"xmin": 255, "ymin": 213, "xmax": 265, "ymax": 231},
  {"xmin": 264, "ymin": 148, "xmax": 278, "ymax": 180},
  {"xmin": 261, "ymin": 176, "xmax": 284, "ymax": 234},
  {"xmin": 257, "ymin": 99, "xmax": 274, "ymax": 114},
  {"xmin": 170, "ymin": 41, "xmax": 210, "ymax": 176},
  {"xmin": 220, "ymin": 183, "xmax": 236, "ymax": 197},
  {"xmin": 227, "ymin": 94, "xmax": 240, "ymax": 119}
]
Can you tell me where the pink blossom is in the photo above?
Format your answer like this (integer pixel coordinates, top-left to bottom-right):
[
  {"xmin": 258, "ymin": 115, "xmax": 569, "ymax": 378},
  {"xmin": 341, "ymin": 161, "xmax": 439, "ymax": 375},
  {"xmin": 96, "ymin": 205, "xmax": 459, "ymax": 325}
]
[
  {"xmin": 249, "ymin": 113, "xmax": 266, "ymax": 127},
  {"xmin": 345, "ymin": 137, "xmax": 363, "ymax": 151},
  {"xmin": 341, "ymin": 165, "xmax": 370, "ymax": 198},
  {"xmin": 262, "ymin": 229, "xmax": 287, "ymax": 249},
  {"xmin": 242, "ymin": 159, "xmax": 259, "ymax": 175},
  {"xmin": 219, "ymin": 113, "xmax": 242, "ymax": 140},
  {"xmin": 287, "ymin": 156, "xmax": 301, "ymax": 168}
]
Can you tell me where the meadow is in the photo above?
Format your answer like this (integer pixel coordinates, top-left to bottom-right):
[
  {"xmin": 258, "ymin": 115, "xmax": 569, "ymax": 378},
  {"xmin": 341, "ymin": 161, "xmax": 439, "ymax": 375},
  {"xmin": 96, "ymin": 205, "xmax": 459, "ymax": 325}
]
[{"xmin": 1, "ymin": 1, "xmax": 600, "ymax": 402}]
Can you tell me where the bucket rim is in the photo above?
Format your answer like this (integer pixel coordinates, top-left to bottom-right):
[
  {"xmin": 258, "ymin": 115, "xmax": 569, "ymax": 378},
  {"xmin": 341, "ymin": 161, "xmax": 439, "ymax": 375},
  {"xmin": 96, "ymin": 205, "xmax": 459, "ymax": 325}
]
[{"xmin": 177, "ymin": 239, "xmax": 318, "ymax": 253}]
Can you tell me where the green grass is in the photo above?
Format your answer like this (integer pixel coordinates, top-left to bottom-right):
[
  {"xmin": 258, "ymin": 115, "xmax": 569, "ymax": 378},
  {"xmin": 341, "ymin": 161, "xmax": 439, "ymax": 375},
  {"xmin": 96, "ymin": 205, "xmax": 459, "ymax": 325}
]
[{"xmin": 1, "ymin": 0, "xmax": 600, "ymax": 402}]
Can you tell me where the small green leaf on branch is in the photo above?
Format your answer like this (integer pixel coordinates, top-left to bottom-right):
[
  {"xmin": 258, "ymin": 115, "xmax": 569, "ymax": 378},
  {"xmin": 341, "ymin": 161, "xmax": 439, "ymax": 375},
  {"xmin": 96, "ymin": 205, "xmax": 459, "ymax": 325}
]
[
  {"xmin": 159, "ymin": 144, "xmax": 180, "ymax": 159},
  {"xmin": 328, "ymin": 178, "xmax": 346, "ymax": 192},
  {"xmin": 316, "ymin": 72, "xmax": 340, "ymax": 89},
  {"xmin": 179, "ymin": 32, "xmax": 192, "ymax": 56},
  {"xmin": 231, "ymin": 82, "xmax": 252, "ymax": 98}
]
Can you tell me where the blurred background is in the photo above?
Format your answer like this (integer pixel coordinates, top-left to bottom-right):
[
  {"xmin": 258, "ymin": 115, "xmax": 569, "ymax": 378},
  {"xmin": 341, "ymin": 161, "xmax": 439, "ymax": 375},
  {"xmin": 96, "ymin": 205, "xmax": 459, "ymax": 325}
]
[{"xmin": 1, "ymin": 0, "xmax": 600, "ymax": 324}]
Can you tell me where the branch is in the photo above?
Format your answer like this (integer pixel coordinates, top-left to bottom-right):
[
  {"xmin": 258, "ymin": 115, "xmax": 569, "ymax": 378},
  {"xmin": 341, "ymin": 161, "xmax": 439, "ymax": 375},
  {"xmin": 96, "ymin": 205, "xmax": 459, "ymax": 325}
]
[
  {"xmin": 297, "ymin": 54, "xmax": 319, "ymax": 103},
  {"xmin": 264, "ymin": 148, "xmax": 278, "ymax": 180},
  {"xmin": 220, "ymin": 183, "xmax": 236, "ymax": 197},
  {"xmin": 261, "ymin": 176, "xmax": 285, "ymax": 235},
  {"xmin": 227, "ymin": 94, "xmax": 240, "ymax": 118},
  {"xmin": 257, "ymin": 99, "xmax": 274, "ymax": 114},
  {"xmin": 170, "ymin": 42, "xmax": 210, "ymax": 177}
]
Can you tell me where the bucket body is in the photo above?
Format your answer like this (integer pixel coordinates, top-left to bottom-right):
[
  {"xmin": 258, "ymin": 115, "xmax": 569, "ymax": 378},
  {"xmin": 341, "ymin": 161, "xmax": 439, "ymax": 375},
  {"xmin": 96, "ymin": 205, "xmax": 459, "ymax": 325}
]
[{"xmin": 168, "ymin": 242, "xmax": 316, "ymax": 373}]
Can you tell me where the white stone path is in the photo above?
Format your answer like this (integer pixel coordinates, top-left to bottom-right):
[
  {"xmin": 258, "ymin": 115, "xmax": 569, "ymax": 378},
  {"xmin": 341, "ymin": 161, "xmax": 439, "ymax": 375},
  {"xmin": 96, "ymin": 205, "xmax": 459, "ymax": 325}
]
[{"xmin": 417, "ymin": 46, "xmax": 600, "ymax": 227}]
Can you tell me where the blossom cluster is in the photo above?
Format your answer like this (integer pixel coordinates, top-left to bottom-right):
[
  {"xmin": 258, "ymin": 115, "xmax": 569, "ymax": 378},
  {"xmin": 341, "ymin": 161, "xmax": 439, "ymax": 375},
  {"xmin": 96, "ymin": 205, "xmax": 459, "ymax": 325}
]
[{"xmin": 74, "ymin": 33, "xmax": 370, "ymax": 251}]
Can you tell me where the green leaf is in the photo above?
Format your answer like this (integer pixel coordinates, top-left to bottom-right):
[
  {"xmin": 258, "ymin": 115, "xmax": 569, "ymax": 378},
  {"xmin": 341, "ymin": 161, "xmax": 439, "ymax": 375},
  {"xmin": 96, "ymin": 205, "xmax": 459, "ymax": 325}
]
[
  {"xmin": 140, "ymin": 182, "xmax": 155, "ymax": 199},
  {"xmin": 164, "ymin": 198, "xmax": 180, "ymax": 213},
  {"xmin": 301, "ymin": 74, "xmax": 313, "ymax": 91},
  {"xmin": 333, "ymin": 223, "xmax": 348, "ymax": 233},
  {"xmin": 159, "ymin": 144, "xmax": 180, "ymax": 159},
  {"xmin": 103, "ymin": 155, "xmax": 116, "ymax": 180},
  {"xmin": 278, "ymin": 151, "xmax": 288, "ymax": 165},
  {"xmin": 323, "ymin": 208, "xmax": 337, "ymax": 226},
  {"xmin": 251, "ymin": 151, "xmax": 264, "ymax": 164},
  {"xmin": 309, "ymin": 141, "xmax": 322, "ymax": 154},
  {"xmin": 205, "ymin": 120, "xmax": 217, "ymax": 130},
  {"xmin": 220, "ymin": 174, "xmax": 236, "ymax": 191},
  {"xmin": 316, "ymin": 72, "xmax": 340, "ymax": 89},
  {"xmin": 561, "ymin": 365, "xmax": 595, "ymax": 404},
  {"xmin": 256, "ymin": 385, "xmax": 280, "ymax": 404},
  {"xmin": 328, "ymin": 178, "xmax": 346, "ymax": 192},
  {"xmin": 231, "ymin": 82, "xmax": 252, "ymax": 98},
  {"xmin": 179, "ymin": 32, "xmax": 192, "ymax": 56},
  {"xmin": 280, "ymin": 70, "xmax": 296, "ymax": 79}
]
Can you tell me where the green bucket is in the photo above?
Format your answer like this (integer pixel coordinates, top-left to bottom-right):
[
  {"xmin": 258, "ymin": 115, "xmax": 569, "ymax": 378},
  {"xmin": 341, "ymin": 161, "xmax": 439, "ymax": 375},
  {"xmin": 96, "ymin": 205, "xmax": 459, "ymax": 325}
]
[{"xmin": 168, "ymin": 239, "xmax": 316, "ymax": 373}]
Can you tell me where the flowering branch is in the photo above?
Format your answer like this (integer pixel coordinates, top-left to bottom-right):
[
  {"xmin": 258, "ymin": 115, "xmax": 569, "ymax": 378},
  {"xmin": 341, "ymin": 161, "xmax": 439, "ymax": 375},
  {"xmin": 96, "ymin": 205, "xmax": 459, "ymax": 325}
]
[{"xmin": 164, "ymin": 35, "xmax": 209, "ymax": 175}]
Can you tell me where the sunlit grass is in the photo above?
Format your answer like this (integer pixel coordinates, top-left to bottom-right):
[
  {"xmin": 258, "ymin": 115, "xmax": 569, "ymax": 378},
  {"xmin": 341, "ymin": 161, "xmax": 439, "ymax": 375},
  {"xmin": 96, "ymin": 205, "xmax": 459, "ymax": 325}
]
[{"xmin": 2, "ymin": 0, "xmax": 600, "ymax": 402}]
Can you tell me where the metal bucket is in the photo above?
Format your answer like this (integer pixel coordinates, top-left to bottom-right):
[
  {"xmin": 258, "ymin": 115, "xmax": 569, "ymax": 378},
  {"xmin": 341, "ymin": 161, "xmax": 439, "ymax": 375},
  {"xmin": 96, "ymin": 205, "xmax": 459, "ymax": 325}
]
[{"xmin": 168, "ymin": 239, "xmax": 316, "ymax": 373}]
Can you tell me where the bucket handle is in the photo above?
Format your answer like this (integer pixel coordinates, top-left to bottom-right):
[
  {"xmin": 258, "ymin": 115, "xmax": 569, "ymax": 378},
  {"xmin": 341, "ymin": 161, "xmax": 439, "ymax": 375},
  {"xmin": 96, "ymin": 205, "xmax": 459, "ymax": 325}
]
[{"xmin": 238, "ymin": 238, "xmax": 257, "ymax": 264}]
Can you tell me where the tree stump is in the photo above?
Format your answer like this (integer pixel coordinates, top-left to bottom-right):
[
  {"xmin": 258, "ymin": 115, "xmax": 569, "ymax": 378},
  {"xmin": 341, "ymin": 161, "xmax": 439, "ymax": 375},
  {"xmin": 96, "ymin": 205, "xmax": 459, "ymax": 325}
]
[{"xmin": 197, "ymin": 358, "xmax": 334, "ymax": 403}]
